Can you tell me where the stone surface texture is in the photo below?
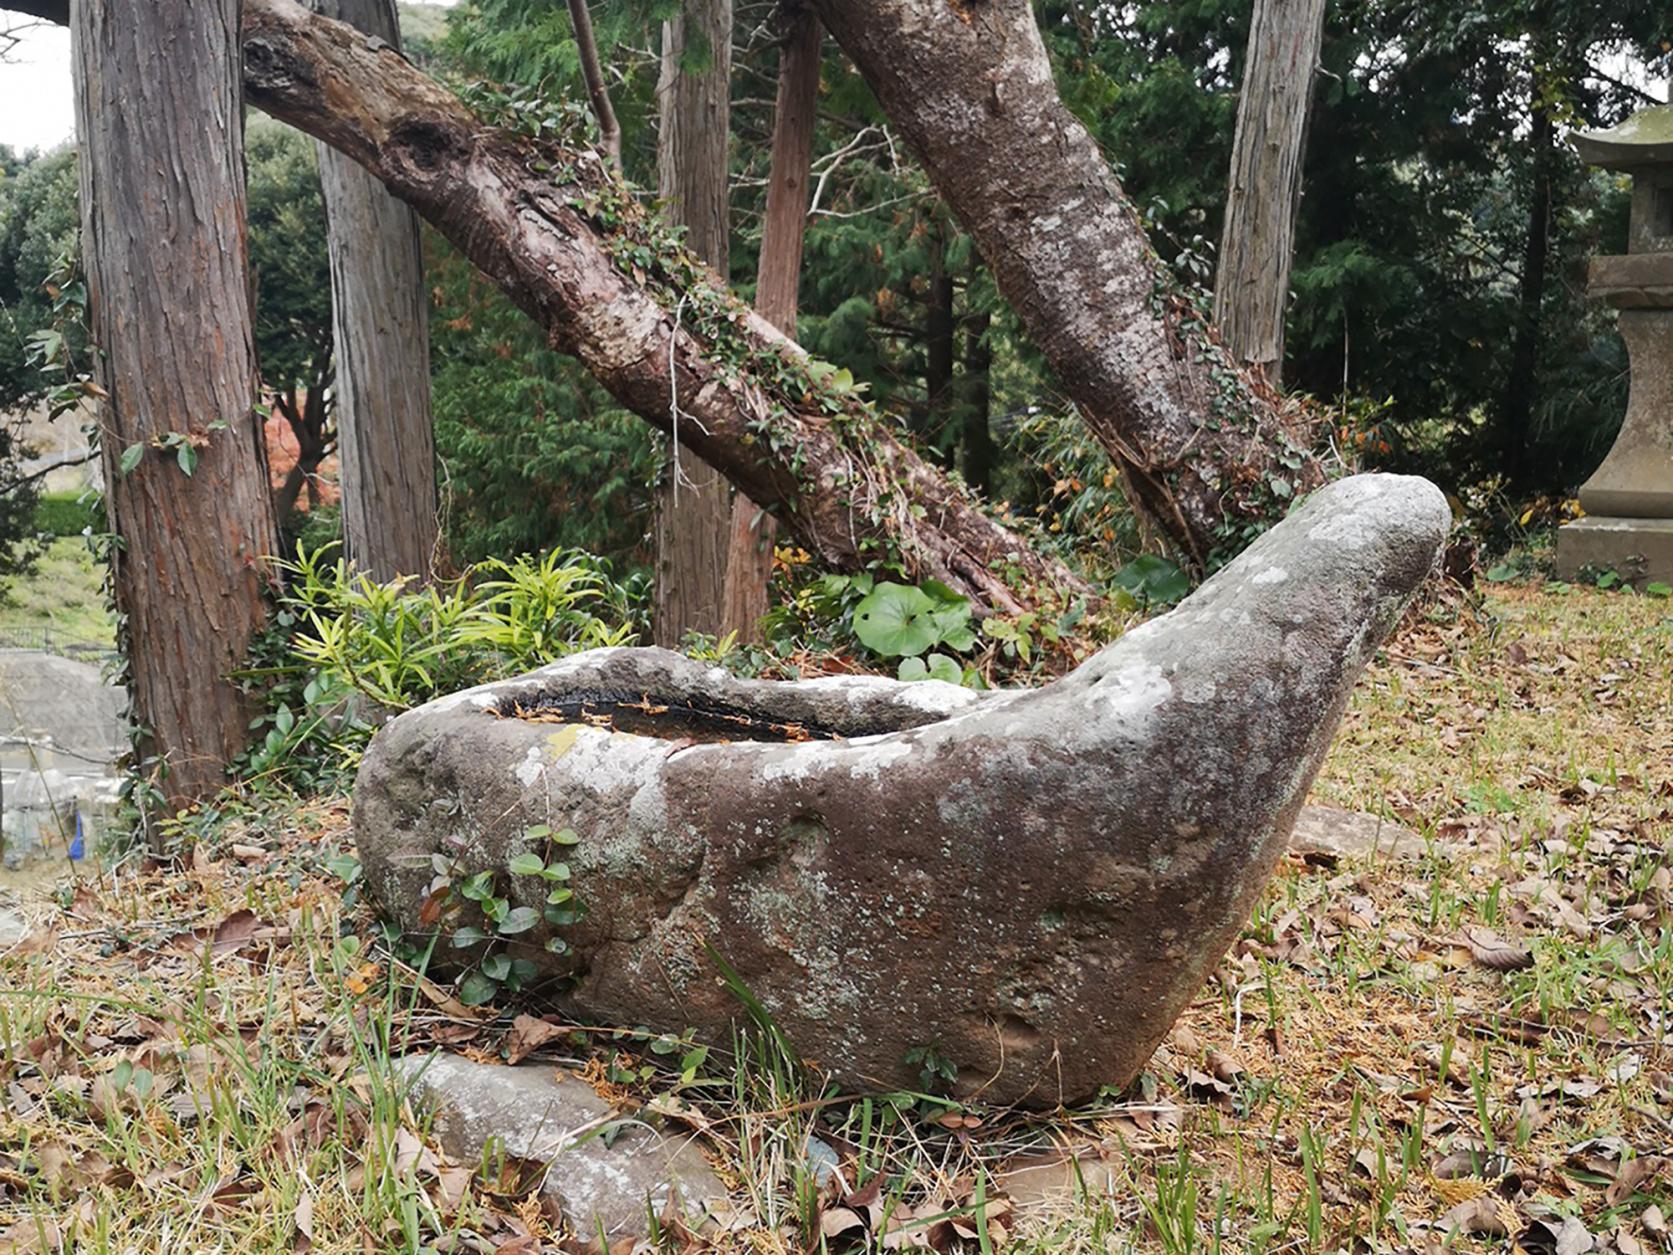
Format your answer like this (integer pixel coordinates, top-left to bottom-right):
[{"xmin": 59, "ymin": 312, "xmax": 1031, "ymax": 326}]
[
  {"xmin": 1289, "ymin": 804, "xmax": 1427, "ymax": 861},
  {"xmin": 395, "ymin": 1053, "xmax": 726, "ymax": 1241},
  {"xmin": 357, "ymin": 473, "xmax": 1450, "ymax": 1107},
  {"xmin": 1561, "ymin": 105, "xmax": 1673, "ymax": 570},
  {"xmin": 1574, "ymin": 310, "xmax": 1673, "ymax": 521},
  {"xmin": 1556, "ymin": 515, "xmax": 1673, "ymax": 585}
]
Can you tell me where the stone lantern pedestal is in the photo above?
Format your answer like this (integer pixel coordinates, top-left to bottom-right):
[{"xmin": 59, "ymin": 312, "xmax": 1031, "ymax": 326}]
[{"xmin": 1556, "ymin": 106, "xmax": 1673, "ymax": 585}]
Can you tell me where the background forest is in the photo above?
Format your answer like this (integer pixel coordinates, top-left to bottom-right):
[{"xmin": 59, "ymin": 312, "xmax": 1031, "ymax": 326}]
[{"xmin": 2, "ymin": 0, "xmax": 1666, "ymax": 592}]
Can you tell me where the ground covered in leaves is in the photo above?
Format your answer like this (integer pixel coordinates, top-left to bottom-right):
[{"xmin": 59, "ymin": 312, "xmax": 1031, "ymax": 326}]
[{"xmin": 0, "ymin": 579, "xmax": 1670, "ymax": 1254}]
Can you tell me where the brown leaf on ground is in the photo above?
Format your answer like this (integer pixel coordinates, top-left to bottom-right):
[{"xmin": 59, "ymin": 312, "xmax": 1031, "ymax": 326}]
[
  {"xmin": 1607, "ymin": 1156, "xmax": 1668, "ymax": 1206},
  {"xmin": 1442, "ymin": 1193, "xmax": 1516, "ymax": 1236},
  {"xmin": 505, "ymin": 1014, "xmax": 567, "ymax": 1065},
  {"xmin": 1461, "ymin": 925, "xmax": 1533, "ymax": 971}
]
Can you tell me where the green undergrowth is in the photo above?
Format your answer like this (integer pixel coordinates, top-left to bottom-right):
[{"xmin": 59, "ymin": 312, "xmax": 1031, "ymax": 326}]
[{"xmin": 2, "ymin": 578, "xmax": 1671, "ymax": 1253}]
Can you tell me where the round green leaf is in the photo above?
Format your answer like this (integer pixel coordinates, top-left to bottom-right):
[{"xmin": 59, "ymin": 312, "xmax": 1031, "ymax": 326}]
[
  {"xmin": 507, "ymin": 852, "xmax": 546, "ymax": 877},
  {"xmin": 852, "ymin": 583, "xmax": 942, "ymax": 657}
]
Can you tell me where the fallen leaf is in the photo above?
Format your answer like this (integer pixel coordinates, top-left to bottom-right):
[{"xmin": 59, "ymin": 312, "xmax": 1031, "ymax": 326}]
[
  {"xmin": 505, "ymin": 1015, "xmax": 566, "ymax": 1066},
  {"xmin": 1442, "ymin": 1194, "xmax": 1515, "ymax": 1236},
  {"xmin": 1608, "ymin": 1157, "xmax": 1667, "ymax": 1206},
  {"xmin": 1462, "ymin": 925, "xmax": 1533, "ymax": 971},
  {"xmin": 820, "ymin": 1207, "xmax": 865, "ymax": 1239},
  {"xmin": 293, "ymin": 1192, "xmax": 315, "ymax": 1253}
]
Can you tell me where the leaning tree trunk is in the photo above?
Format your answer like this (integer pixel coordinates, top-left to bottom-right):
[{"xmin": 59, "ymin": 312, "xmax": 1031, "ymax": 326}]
[
  {"xmin": 1212, "ymin": 0, "xmax": 1327, "ymax": 388},
  {"xmin": 652, "ymin": 0, "xmax": 761, "ymax": 646},
  {"xmin": 241, "ymin": 0, "xmax": 1076, "ymax": 613},
  {"xmin": 566, "ymin": 0, "xmax": 621, "ymax": 166},
  {"xmin": 72, "ymin": 0, "xmax": 281, "ymax": 814},
  {"xmin": 808, "ymin": 0, "xmax": 1332, "ymax": 567},
  {"xmin": 314, "ymin": 0, "xmax": 440, "ymax": 584}
]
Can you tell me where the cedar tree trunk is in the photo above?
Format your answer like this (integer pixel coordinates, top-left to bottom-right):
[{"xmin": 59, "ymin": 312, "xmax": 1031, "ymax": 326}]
[
  {"xmin": 1213, "ymin": 0, "xmax": 1327, "ymax": 387},
  {"xmin": 314, "ymin": 0, "xmax": 440, "ymax": 583},
  {"xmin": 72, "ymin": 0, "xmax": 281, "ymax": 811},
  {"xmin": 652, "ymin": 0, "xmax": 759, "ymax": 646},
  {"xmin": 729, "ymin": 6, "xmax": 822, "ymax": 627}
]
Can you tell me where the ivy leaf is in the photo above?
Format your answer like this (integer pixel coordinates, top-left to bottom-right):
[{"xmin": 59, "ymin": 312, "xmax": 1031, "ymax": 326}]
[
  {"xmin": 1113, "ymin": 554, "xmax": 1191, "ymax": 606},
  {"xmin": 458, "ymin": 971, "xmax": 500, "ymax": 1006},
  {"xmin": 119, "ymin": 442, "xmax": 145, "ymax": 476},
  {"xmin": 551, "ymin": 828, "xmax": 581, "ymax": 846},
  {"xmin": 507, "ymin": 852, "xmax": 546, "ymax": 877},
  {"xmin": 853, "ymin": 582, "xmax": 942, "ymax": 658},
  {"xmin": 545, "ymin": 902, "xmax": 586, "ymax": 927},
  {"xmin": 451, "ymin": 925, "xmax": 489, "ymax": 948},
  {"xmin": 498, "ymin": 906, "xmax": 539, "ymax": 934},
  {"xmin": 481, "ymin": 952, "xmax": 512, "ymax": 981},
  {"xmin": 176, "ymin": 442, "xmax": 198, "ymax": 476}
]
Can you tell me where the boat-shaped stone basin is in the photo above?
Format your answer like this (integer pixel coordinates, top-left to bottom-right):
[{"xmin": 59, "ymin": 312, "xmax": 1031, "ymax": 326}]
[{"xmin": 355, "ymin": 473, "xmax": 1450, "ymax": 1106}]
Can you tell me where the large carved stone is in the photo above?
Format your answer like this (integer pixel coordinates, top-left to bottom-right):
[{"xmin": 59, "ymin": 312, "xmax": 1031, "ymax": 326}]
[{"xmin": 355, "ymin": 473, "xmax": 1449, "ymax": 1107}]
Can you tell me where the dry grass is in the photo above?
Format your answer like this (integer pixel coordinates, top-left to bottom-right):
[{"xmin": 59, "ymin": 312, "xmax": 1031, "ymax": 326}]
[{"xmin": 1, "ymin": 579, "xmax": 1670, "ymax": 1254}]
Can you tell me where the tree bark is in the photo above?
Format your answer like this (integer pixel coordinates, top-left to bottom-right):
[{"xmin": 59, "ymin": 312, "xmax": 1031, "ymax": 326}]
[
  {"xmin": 567, "ymin": 0, "xmax": 621, "ymax": 166},
  {"xmin": 1501, "ymin": 91, "xmax": 1555, "ymax": 491},
  {"xmin": 962, "ymin": 301, "xmax": 995, "ymax": 496},
  {"xmin": 925, "ymin": 227, "xmax": 956, "ymax": 452},
  {"xmin": 242, "ymin": 0, "xmax": 1074, "ymax": 613},
  {"xmin": 808, "ymin": 0, "xmax": 1331, "ymax": 567},
  {"xmin": 726, "ymin": 7, "xmax": 823, "ymax": 632},
  {"xmin": 1212, "ymin": 0, "xmax": 1327, "ymax": 388},
  {"xmin": 313, "ymin": 0, "xmax": 440, "ymax": 584},
  {"xmin": 72, "ymin": 0, "xmax": 281, "ymax": 813},
  {"xmin": 652, "ymin": 0, "xmax": 760, "ymax": 646},
  {"xmin": 754, "ymin": 7, "xmax": 821, "ymax": 333}
]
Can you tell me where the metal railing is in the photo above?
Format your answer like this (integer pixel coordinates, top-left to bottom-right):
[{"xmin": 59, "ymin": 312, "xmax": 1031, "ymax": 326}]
[{"xmin": 0, "ymin": 626, "xmax": 115, "ymax": 662}]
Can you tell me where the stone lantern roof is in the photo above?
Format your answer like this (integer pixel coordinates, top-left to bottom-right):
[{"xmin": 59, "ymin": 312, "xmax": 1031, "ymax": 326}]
[{"xmin": 1573, "ymin": 105, "xmax": 1673, "ymax": 170}]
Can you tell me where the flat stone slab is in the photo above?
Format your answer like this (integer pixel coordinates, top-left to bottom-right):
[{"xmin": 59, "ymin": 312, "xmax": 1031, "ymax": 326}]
[
  {"xmin": 1290, "ymin": 804, "xmax": 1428, "ymax": 861},
  {"xmin": 395, "ymin": 1053, "xmax": 727, "ymax": 1243},
  {"xmin": 357, "ymin": 474, "xmax": 1449, "ymax": 1107},
  {"xmin": 1556, "ymin": 516, "xmax": 1673, "ymax": 585}
]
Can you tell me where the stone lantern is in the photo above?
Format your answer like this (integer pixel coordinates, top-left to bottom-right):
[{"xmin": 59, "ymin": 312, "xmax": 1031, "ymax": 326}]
[{"xmin": 1556, "ymin": 104, "xmax": 1673, "ymax": 585}]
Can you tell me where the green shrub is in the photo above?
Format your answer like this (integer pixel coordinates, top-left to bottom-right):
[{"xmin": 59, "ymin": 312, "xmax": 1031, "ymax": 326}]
[
  {"xmin": 34, "ymin": 491, "xmax": 100, "ymax": 538},
  {"xmin": 277, "ymin": 543, "xmax": 643, "ymax": 712},
  {"xmin": 238, "ymin": 545, "xmax": 646, "ymax": 792}
]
